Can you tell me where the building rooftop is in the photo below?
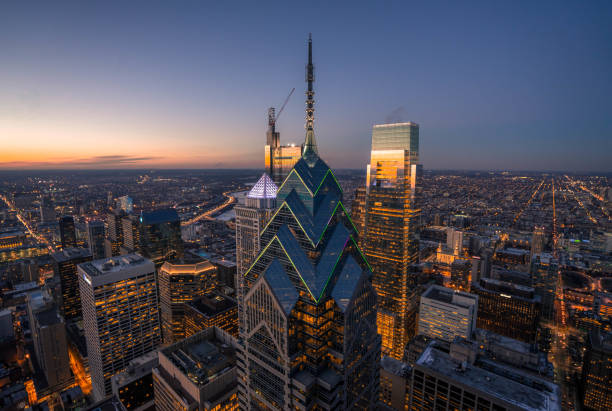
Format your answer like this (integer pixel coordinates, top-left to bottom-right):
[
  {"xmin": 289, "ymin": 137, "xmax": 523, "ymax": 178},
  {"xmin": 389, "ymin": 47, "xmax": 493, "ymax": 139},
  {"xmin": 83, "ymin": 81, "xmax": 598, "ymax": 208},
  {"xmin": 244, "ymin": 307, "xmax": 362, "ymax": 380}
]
[
  {"xmin": 381, "ymin": 356, "xmax": 411, "ymax": 378},
  {"xmin": 422, "ymin": 285, "xmax": 477, "ymax": 309},
  {"xmin": 187, "ymin": 293, "xmax": 236, "ymax": 318},
  {"xmin": 51, "ymin": 247, "xmax": 92, "ymax": 263},
  {"xmin": 247, "ymin": 173, "xmax": 278, "ymax": 199},
  {"xmin": 35, "ymin": 307, "xmax": 62, "ymax": 327},
  {"xmin": 83, "ymin": 254, "xmax": 149, "ymax": 276},
  {"xmin": 160, "ymin": 328, "xmax": 236, "ymax": 387},
  {"xmin": 139, "ymin": 208, "xmax": 179, "ymax": 225},
  {"xmin": 111, "ymin": 350, "xmax": 158, "ymax": 388},
  {"xmin": 416, "ymin": 345, "xmax": 560, "ymax": 411}
]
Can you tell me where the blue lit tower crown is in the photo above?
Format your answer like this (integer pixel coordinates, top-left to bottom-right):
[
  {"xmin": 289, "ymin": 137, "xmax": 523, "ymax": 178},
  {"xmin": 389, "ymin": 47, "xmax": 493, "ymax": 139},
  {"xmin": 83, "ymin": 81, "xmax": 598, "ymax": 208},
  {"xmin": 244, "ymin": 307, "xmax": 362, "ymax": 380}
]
[{"xmin": 239, "ymin": 36, "xmax": 380, "ymax": 410}]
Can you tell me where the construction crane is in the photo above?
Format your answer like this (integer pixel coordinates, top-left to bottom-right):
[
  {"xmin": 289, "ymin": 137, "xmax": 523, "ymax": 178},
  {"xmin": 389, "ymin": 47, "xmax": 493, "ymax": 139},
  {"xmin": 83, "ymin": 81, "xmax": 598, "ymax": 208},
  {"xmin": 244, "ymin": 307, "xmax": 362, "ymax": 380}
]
[{"xmin": 269, "ymin": 88, "xmax": 295, "ymax": 128}]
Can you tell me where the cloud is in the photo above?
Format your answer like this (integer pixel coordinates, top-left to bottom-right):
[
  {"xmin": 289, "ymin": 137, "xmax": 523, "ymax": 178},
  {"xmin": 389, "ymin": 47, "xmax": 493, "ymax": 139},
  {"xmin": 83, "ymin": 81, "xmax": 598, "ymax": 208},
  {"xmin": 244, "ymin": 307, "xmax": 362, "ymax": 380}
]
[{"xmin": 0, "ymin": 155, "xmax": 163, "ymax": 169}]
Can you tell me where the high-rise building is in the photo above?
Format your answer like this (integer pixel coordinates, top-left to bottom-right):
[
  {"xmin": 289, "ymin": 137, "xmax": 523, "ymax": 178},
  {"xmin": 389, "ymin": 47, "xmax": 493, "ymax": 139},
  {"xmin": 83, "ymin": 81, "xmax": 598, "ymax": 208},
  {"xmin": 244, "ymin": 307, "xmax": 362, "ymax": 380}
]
[
  {"xmin": 531, "ymin": 253, "xmax": 558, "ymax": 320},
  {"xmin": 239, "ymin": 35, "xmax": 380, "ymax": 410},
  {"xmin": 78, "ymin": 254, "xmax": 162, "ymax": 401},
  {"xmin": 153, "ymin": 327, "xmax": 239, "ymax": 411},
  {"xmin": 26, "ymin": 290, "xmax": 72, "ymax": 389},
  {"xmin": 59, "ymin": 215, "xmax": 77, "ymax": 249},
  {"xmin": 363, "ymin": 121, "xmax": 421, "ymax": 359},
  {"xmin": 472, "ymin": 278, "xmax": 541, "ymax": 344},
  {"xmin": 51, "ymin": 248, "xmax": 92, "ymax": 320},
  {"xmin": 158, "ymin": 258, "xmax": 217, "ymax": 344},
  {"xmin": 265, "ymin": 109, "xmax": 303, "ymax": 185},
  {"xmin": 138, "ymin": 209, "xmax": 184, "ymax": 265},
  {"xmin": 39, "ymin": 196, "xmax": 55, "ymax": 223},
  {"xmin": 447, "ymin": 227, "xmax": 464, "ymax": 256},
  {"xmin": 531, "ymin": 226, "xmax": 546, "ymax": 256},
  {"xmin": 121, "ymin": 214, "xmax": 140, "ymax": 252},
  {"xmin": 117, "ymin": 195, "xmax": 134, "ymax": 214},
  {"xmin": 111, "ymin": 351, "xmax": 158, "ymax": 411},
  {"xmin": 105, "ymin": 210, "xmax": 125, "ymax": 257},
  {"xmin": 418, "ymin": 285, "xmax": 478, "ymax": 343},
  {"xmin": 581, "ymin": 329, "xmax": 612, "ymax": 410},
  {"xmin": 351, "ymin": 186, "xmax": 367, "ymax": 246},
  {"xmin": 184, "ymin": 292, "xmax": 238, "ymax": 338},
  {"xmin": 235, "ymin": 173, "xmax": 277, "ymax": 326},
  {"xmin": 409, "ymin": 340, "xmax": 560, "ymax": 410},
  {"xmin": 87, "ymin": 220, "xmax": 106, "ymax": 260}
]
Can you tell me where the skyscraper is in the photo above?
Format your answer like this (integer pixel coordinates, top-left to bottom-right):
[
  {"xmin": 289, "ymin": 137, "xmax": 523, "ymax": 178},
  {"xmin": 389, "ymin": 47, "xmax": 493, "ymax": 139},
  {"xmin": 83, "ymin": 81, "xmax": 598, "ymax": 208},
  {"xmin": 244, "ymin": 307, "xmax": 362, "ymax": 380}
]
[
  {"xmin": 265, "ymin": 109, "xmax": 302, "ymax": 186},
  {"xmin": 39, "ymin": 196, "xmax": 55, "ymax": 223},
  {"xmin": 531, "ymin": 225, "xmax": 546, "ymax": 256},
  {"xmin": 105, "ymin": 210, "xmax": 125, "ymax": 257},
  {"xmin": 238, "ymin": 36, "xmax": 380, "ymax": 410},
  {"xmin": 363, "ymin": 121, "xmax": 421, "ymax": 359},
  {"xmin": 235, "ymin": 173, "xmax": 277, "ymax": 325},
  {"xmin": 87, "ymin": 220, "xmax": 106, "ymax": 260},
  {"xmin": 417, "ymin": 285, "xmax": 478, "ymax": 343},
  {"xmin": 581, "ymin": 329, "xmax": 612, "ymax": 410},
  {"xmin": 51, "ymin": 247, "xmax": 92, "ymax": 320},
  {"xmin": 78, "ymin": 254, "xmax": 162, "ymax": 401},
  {"xmin": 137, "ymin": 209, "xmax": 184, "ymax": 265},
  {"xmin": 157, "ymin": 258, "xmax": 217, "ymax": 344},
  {"xmin": 59, "ymin": 215, "xmax": 77, "ymax": 249}
]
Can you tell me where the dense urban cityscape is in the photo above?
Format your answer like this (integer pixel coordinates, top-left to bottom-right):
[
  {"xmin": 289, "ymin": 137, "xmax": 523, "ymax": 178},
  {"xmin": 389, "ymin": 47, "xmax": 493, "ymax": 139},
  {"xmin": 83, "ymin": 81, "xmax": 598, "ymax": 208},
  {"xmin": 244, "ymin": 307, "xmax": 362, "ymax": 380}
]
[{"xmin": 1, "ymin": 3, "xmax": 611, "ymax": 411}]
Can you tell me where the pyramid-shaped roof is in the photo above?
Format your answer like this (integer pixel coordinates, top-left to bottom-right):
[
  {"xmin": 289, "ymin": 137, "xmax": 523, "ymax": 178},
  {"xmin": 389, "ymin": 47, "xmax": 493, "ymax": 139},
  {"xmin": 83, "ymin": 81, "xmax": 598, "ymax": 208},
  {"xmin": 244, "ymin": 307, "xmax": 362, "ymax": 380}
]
[{"xmin": 248, "ymin": 173, "xmax": 278, "ymax": 199}]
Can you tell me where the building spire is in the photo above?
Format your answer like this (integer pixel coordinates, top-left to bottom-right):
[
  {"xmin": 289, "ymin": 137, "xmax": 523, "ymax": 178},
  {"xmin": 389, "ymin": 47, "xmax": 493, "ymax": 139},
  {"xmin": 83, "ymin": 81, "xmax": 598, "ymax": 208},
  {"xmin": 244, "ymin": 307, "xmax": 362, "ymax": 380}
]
[{"xmin": 303, "ymin": 33, "xmax": 318, "ymax": 159}]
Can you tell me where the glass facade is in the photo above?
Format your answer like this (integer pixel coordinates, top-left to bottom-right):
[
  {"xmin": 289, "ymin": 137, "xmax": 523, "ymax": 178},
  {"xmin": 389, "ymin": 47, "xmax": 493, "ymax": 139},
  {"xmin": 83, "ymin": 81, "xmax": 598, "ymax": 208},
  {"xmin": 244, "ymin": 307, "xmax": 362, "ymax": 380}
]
[{"xmin": 363, "ymin": 122, "xmax": 421, "ymax": 359}]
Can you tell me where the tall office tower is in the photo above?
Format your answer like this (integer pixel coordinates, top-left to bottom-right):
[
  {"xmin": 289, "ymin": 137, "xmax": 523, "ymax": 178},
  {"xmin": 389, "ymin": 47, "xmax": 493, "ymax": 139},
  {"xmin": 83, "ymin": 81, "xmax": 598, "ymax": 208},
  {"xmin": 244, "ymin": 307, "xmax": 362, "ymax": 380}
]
[
  {"xmin": 26, "ymin": 290, "xmax": 72, "ymax": 389},
  {"xmin": 531, "ymin": 253, "xmax": 558, "ymax": 320},
  {"xmin": 138, "ymin": 209, "xmax": 184, "ymax": 265},
  {"xmin": 417, "ymin": 285, "xmax": 478, "ymax": 343},
  {"xmin": 472, "ymin": 278, "xmax": 541, "ymax": 344},
  {"xmin": 351, "ymin": 186, "xmax": 367, "ymax": 246},
  {"xmin": 363, "ymin": 121, "xmax": 420, "ymax": 360},
  {"xmin": 450, "ymin": 258, "xmax": 471, "ymax": 291},
  {"xmin": 39, "ymin": 196, "xmax": 55, "ymax": 223},
  {"xmin": 153, "ymin": 327, "xmax": 239, "ymax": 411},
  {"xmin": 121, "ymin": 214, "xmax": 140, "ymax": 252},
  {"xmin": 447, "ymin": 227, "xmax": 464, "ymax": 256},
  {"xmin": 117, "ymin": 195, "xmax": 134, "ymax": 214},
  {"xmin": 78, "ymin": 254, "xmax": 162, "ymax": 401},
  {"xmin": 581, "ymin": 329, "xmax": 612, "ymax": 410},
  {"xmin": 51, "ymin": 248, "xmax": 92, "ymax": 320},
  {"xmin": 409, "ymin": 340, "xmax": 560, "ymax": 411},
  {"xmin": 105, "ymin": 210, "xmax": 125, "ymax": 257},
  {"xmin": 239, "ymin": 36, "xmax": 380, "ymax": 410},
  {"xmin": 59, "ymin": 215, "xmax": 77, "ymax": 249},
  {"xmin": 531, "ymin": 226, "xmax": 546, "ymax": 256},
  {"xmin": 87, "ymin": 220, "xmax": 106, "ymax": 260},
  {"xmin": 184, "ymin": 292, "xmax": 238, "ymax": 338},
  {"xmin": 158, "ymin": 258, "xmax": 217, "ymax": 344},
  {"xmin": 265, "ymin": 109, "xmax": 303, "ymax": 185},
  {"xmin": 235, "ymin": 173, "xmax": 277, "ymax": 325}
]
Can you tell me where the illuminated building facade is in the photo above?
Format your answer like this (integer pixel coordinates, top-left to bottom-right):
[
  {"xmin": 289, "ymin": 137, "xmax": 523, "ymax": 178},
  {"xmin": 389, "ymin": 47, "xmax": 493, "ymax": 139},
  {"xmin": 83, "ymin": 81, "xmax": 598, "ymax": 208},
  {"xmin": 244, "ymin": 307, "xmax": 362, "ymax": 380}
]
[
  {"xmin": 418, "ymin": 285, "xmax": 478, "ymax": 342},
  {"xmin": 111, "ymin": 351, "xmax": 158, "ymax": 411},
  {"xmin": 78, "ymin": 254, "xmax": 162, "ymax": 401},
  {"xmin": 531, "ymin": 253, "xmax": 558, "ymax": 320},
  {"xmin": 59, "ymin": 215, "xmax": 77, "ymax": 249},
  {"xmin": 51, "ymin": 248, "xmax": 92, "ymax": 320},
  {"xmin": 183, "ymin": 292, "xmax": 238, "ymax": 338},
  {"xmin": 153, "ymin": 327, "xmax": 239, "ymax": 411},
  {"xmin": 351, "ymin": 186, "xmax": 367, "ymax": 247},
  {"xmin": 235, "ymin": 173, "xmax": 277, "ymax": 325},
  {"xmin": 158, "ymin": 259, "xmax": 217, "ymax": 344},
  {"xmin": 137, "ymin": 209, "xmax": 184, "ymax": 265},
  {"xmin": 410, "ymin": 341, "xmax": 560, "ymax": 411},
  {"xmin": 363, "ymin": 121, "xmax": 421, "ymax": 359},
  {"xmin": 239, "ymin": 156, "xmax": 380, "ymax": 409},
  {"xmin": 531, "ymin": 226, "xmax": 546, "ymax": 256},
  {"xmin": 450, "ymin": 258, "xmax": 471, "ymax": 291},
  {"xmin": 105, "ymin": 210, "xmax": 125, "ymax": 257},
  {"xmin": 472, "ymin": 278, "xmax": 540, "ymax": 344},
  {"xmin": 39, "ymin": 196, "xmax": 55, "ymax": 223},
  {"xmin": 581, "ymin": 329, "xmax": 612, "ymax": 410},
  {"xmin": 87, "ymin": 220, "xmax": 106, "ymax": 260}
]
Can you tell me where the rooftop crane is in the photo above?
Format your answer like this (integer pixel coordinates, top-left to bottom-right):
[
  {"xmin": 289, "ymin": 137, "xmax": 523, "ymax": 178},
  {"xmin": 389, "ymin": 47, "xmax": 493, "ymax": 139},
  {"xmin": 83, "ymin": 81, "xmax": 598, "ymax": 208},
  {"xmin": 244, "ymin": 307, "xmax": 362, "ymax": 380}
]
[{"xmin": 268, "ymin": 88, "xmax": 295, "ymax": 128}]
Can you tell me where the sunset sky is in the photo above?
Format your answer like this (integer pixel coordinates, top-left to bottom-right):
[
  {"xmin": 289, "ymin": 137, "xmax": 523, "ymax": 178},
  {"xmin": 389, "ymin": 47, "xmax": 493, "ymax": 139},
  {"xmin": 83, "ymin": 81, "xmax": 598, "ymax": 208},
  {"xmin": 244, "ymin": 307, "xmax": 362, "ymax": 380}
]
[{"xmin": 1, "ymin": 1, "xmax": 611, "ymax": 171}]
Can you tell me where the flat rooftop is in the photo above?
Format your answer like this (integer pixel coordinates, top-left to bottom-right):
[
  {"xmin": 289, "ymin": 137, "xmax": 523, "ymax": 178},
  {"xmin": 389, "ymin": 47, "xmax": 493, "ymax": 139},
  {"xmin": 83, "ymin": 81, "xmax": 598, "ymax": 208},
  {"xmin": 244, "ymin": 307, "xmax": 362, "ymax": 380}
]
[
  {"xmin": 81, "ymin": 254, "xmax": 150, "ymax": 277},
  {"xmin": 51, "ymin": 247, "xmax": 92, "ymax": 263},
  {"xmin": 416, "ymin": 346, "xmax": 560, "ymax": 411},
  {"xmin": 161, "ymin": 329, "xmax": 235, "ymax": 387},
  {"xmin": 187, "ymin": 293, "xmax": 236, "ymax": 317},
  {"xmin": 422, "ymin": 285, "xmax": 477, "ymax": 309}
]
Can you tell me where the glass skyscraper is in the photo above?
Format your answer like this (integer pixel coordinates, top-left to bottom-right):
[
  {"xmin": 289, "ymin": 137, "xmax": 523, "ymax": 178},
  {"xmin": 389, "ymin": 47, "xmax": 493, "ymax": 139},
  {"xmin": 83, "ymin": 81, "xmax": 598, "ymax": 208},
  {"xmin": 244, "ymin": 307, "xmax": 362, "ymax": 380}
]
[{"xmin": 363, "ymin": 122, "xmax": 421, "ymax": 360}]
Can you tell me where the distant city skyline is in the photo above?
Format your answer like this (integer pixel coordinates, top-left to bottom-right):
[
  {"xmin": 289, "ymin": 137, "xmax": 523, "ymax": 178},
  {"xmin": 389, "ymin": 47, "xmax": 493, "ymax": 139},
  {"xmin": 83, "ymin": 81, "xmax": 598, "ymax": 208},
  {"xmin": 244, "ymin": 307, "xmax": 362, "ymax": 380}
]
[{"xmin": 1, "ymin": 2, "xmax": 611, "ymax": 172}]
